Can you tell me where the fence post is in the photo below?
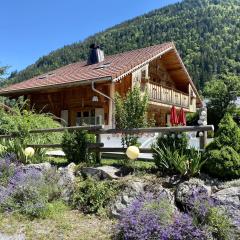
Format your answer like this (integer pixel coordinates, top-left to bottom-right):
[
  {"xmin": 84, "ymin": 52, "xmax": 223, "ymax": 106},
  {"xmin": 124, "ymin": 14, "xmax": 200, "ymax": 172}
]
[
  {"xmin": 96, "ymin": 133, "xmax": 102, "ymax": 164},
  {"xmin": 199, "ymin": 131, "xmax": 207, "ymax": 150}
]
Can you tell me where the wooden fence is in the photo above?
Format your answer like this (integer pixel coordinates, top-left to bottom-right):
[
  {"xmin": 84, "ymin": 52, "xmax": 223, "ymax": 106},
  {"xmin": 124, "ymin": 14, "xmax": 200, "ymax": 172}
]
[{"xmin": 0, "ymin": 125, "xmax": 214, "ymax": 163}]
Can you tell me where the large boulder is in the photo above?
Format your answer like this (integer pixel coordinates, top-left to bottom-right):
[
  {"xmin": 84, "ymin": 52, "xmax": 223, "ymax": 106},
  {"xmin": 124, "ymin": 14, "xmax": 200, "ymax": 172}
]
[
  {"xmin": 20, "ymin": 162, "xmax": 51, "ymax": 173},
  {"xmin": 211, "ymin": 187, "xmax": 240, "ymax": 235},
  {"xmin": 81, "ymin": 166, "xmax": 120, "ymax": 180},
  {"xmin": 110, "ymin": 180, "xmax": 145, "ymax": 218},
  {"xmin": 213, "ymin": 187, "xmax": 240, "ymax": 205},
  {"xmin": 109, "ymin": 178, "xmax": 175, "ymax": 218},
  {"xmin": 58, "ymin": 163, "xmax": 76, "ymax": 202}
]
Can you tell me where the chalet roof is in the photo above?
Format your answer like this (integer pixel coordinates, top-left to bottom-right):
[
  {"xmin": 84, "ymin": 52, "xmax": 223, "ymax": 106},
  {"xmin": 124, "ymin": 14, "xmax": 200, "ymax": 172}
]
[{"xmin": 0, "ymin": 42, "xmax": 200, "ymax": 102}]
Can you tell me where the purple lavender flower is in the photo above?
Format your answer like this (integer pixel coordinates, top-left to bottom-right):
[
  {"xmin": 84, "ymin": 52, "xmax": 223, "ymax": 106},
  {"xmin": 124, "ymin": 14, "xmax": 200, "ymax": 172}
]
[{"xmin": 115, "ymin": 193, "xmax": 210, "ymax": 240}]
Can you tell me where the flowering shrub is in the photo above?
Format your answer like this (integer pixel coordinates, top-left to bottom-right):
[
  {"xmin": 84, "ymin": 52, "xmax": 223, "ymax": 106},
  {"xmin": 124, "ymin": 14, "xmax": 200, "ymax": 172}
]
[
  {"xmin": 0, "ymin": 154, "xmax": 19, "ymax": 186},
  {"xmin": 115, "ymin": 190, "xmax": 234, "ymax": 240},
  {"xmin": 116, "ymin": 193, "xmax": 209, "ymax": 240},
  {"xmin": 0, "ymin": 162, "xmax": 61, "ymax": 218},
  {"xmin": 183, "ymin": 187, "xmax": 234, "ymax": 240}
]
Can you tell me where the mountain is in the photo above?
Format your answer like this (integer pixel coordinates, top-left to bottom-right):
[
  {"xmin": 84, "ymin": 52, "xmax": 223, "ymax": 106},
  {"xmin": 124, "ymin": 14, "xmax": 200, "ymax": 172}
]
[{"xmin": 5, "ymin": 0, "xmax": 240, "ymax": 89}]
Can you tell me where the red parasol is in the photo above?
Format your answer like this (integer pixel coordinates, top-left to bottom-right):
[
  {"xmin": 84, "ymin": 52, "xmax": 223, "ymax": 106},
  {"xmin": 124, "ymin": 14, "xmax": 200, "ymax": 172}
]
[
  {"xmin": 178, "ymin": 108, "xmax": 186, "ymax": 126},
  {"xmin": 170, "ymin": 106, "xmax": 179, "ymax": 126}
]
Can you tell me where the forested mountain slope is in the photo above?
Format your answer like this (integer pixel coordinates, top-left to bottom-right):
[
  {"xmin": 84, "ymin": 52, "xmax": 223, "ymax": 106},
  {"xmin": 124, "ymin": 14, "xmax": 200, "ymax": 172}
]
[{"xmin": 5, "ymin": 0, "xmax": 240, "ymax": 89}]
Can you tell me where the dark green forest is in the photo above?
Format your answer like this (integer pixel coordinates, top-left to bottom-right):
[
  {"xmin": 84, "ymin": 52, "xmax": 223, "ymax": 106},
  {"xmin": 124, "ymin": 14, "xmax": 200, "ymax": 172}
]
[{"xmin": 4, "ymin": 0, "xmax": 240, "ymax": 89}]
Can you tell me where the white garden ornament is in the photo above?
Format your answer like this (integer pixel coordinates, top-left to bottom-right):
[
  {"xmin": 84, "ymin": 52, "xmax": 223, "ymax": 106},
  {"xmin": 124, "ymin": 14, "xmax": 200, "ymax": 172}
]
[
  {"xmin": 126, "ymin": 146, "xmax": 140, "ymax": 160},
  {"xmin": 24, "ymin": 147, "xmax": 35, "ymax": 158}
]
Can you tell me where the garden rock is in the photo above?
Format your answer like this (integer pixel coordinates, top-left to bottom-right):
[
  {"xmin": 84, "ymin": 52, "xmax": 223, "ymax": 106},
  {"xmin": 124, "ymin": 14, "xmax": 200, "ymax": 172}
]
[
  {"xmin": 20, "ymin": 162, "xmax": 51, "ymax": 173},
  {"xmin": 213, "ymin": 187, "xmax": 240, "ymax": 205},
  {"xmin": 81, "ymin": 166, "xmax": 120, "ymax": 180},
  {"xmin": 176, "ymin": 178, "xmax": 211, "ymax": 206},
  {"xmin": 211, "ymin": 188, "xmax": 240, "ymax": 234},
  {"xmin": 145, "ymin": 184, "xmax": 175, "ymax": 205},
  {"xmin": 110, "ymin": 180, "xmax": 145, "ymax": 218},
  {"xmin": 58, "ymin": 163, "xmax": 76, "ymax": 202}
]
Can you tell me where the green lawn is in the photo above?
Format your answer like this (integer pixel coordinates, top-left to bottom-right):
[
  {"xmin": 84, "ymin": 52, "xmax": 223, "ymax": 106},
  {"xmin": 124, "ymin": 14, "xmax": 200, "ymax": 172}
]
[{"xmin": 0, "ymin": 210, "xmax": 113, "ymax": 240}]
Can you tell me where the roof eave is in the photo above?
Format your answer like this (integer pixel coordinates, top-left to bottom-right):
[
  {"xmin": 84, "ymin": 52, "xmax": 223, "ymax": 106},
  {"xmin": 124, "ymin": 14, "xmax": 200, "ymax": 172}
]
[{"xmin": 0, "ymin": 76, "xmax": 112, "ymax": 96}]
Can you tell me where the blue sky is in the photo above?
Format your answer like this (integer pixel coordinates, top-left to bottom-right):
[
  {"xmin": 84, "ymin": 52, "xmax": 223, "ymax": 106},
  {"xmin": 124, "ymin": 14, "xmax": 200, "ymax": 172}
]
[{"xmin": 0, "ymin": 0, "xmax": 181, "ymax": 73}]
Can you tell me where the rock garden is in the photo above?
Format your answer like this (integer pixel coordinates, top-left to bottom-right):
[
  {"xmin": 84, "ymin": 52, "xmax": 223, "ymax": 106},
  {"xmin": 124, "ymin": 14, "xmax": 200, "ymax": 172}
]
[{"xmin": 1, "ymin": 95, "xmax": 240, "ymax": 240}]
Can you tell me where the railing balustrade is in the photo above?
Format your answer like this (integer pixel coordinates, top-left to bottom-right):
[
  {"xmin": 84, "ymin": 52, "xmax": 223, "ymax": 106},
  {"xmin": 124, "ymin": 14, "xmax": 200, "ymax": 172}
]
[{"xmin": 148, "ymin": 82, "xmax": 190, "ymax": 108}]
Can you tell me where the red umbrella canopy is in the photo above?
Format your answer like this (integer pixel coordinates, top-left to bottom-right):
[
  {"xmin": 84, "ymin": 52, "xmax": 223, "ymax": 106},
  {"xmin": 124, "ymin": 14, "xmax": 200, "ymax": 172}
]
[
  {"xmin": 178, "ymin": 108, "xmax": 186, "ymax": 126},
  {"xmin": 170, "ymin": 106, "xmax": 179, "ymax": 126}
]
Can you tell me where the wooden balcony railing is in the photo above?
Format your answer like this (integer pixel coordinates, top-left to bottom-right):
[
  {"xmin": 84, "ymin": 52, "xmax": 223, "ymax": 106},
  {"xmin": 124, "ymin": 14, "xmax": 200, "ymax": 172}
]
[{"xmin": 148, "ymin": 82, "xmax": 190, "ymax": 108}]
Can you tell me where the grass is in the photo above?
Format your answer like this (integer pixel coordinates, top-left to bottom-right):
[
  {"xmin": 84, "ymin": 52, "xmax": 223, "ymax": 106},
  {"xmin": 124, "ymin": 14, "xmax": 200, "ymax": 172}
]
[
  {"xmin": 101, "ymin": 158, "xmax": 156, "ymax": 172},
  {"xmin": 0, "ymin": 204, "xmax": 114, "ymax": 240},
  {"xmin": 48, "ymin": 156, "xmax": 156, "ymax": 171}
]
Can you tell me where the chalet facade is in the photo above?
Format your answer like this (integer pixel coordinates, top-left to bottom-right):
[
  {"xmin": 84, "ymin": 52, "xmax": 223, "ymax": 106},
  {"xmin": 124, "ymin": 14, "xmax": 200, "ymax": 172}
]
[{"xmin": 0, "ymin": 42, "xmax": 202, "ymax": 127}]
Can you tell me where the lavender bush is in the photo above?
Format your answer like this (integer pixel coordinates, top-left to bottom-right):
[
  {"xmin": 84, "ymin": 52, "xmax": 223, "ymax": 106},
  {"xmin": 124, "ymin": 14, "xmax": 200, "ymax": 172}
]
[
  {"xmin": 184, "ymin": 187, "xmax": 234, "ymax": 240},
  {"xmin": 115, "ymin": 189, "xmax": 235, "ymax": 240},
  {"xmin": 0, "ymin": 160, "xmax": 61, "ymax": 218},
  {"xmin": 0, "ymin": 154, "xmax": 19, "ymax": 186},
  {"xmin": 115, "ymin": 193, "xmax": 209, "ymax": 240}
]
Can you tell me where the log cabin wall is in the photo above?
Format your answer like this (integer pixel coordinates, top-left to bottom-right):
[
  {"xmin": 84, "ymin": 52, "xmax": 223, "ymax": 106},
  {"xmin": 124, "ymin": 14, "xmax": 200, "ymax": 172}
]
[
  {"xmin": 30, "ymin": 83, "xmax": 110, "ymax": 126},
  {"xmin": 149, "ymin": 58, "xmax": 177, "ymax": 89},
  {"xmin": 28, "ymin": 75, "xmax": 132, "ymax": 127}
]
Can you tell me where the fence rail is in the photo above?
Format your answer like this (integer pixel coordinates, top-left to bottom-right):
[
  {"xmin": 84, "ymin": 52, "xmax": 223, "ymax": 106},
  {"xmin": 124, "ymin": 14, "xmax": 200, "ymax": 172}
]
[{"xmin": 0, "ymin": 125, "xmax": 214, "ymax": 162}]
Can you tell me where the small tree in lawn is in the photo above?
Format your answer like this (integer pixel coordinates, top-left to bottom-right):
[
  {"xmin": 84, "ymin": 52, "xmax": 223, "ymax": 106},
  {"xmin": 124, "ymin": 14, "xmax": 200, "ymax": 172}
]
[{"xmin": 115, "ymin": 85, "xmax": 149, "ymax": 148}]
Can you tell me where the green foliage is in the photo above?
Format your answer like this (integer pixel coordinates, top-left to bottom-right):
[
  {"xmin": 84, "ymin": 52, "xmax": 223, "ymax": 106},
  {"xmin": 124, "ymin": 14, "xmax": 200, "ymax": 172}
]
[
  {"xmin": 210, "ymin": 113, "xmax": 240, "ymax": 152},
  {"xmin": 115, "ymin": 85, "xmax": 149, "ymax": 148},
  {"xmin": 72, "ymin": 178, "xmax": 119, "ymax": 215},
  {"xmin": 3, "ymin": 183, "xmax": 49, "ymax": 218},
  {"xmin": 204, "ymin": 146, "xmax": 240, "ymax": 179},
  {"xmin": 0, "ymin": 168, "xmax": 61, "ymax": 219},
  {"xmin": 207, "ymin": 207, "xmax": 233, "ymax": 240},
  {"xmin": 154, "ymin": 133, "xmax": 189, "ymax": 152},
  {"xmin": 61, "ymin": 130, "xmax": 96, "ymax": 165},
  {"xmin": 186, "ymin": 112, "xmax": 199, "ymax": 126},
  {"xmin": 0, "ymin": 98, "xmax": 62, "ymax": 163},
  {"xmin": 153, "ymin": 146, "xmax": 205, "ymax": 178},
  {"xmin": 204, "ymin": 75, "xmax": 240, "ymax": 128},
  {"xmin": 204, "ymin": 114, "xmax": 240, "ymax": 179},
  {"xmin": 4, "ymin": 0, "xmax": 240, "ymax": 90}
]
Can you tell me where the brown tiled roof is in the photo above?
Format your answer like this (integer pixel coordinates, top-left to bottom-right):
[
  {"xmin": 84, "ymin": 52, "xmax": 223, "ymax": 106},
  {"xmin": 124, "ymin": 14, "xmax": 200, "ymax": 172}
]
[{"xmin": 0, "ymin": 42, "xmax": 175, "ymax": 95}]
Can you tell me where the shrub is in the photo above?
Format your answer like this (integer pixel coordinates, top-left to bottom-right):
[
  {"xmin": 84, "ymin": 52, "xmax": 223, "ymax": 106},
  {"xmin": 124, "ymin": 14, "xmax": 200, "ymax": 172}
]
[
  {"xmin": 154, "ymin": 132, "xmax": 189, "ymax": 152},
  {"xmin": 207, "ymin": 113, "xmax": 240, "ymax": 152},
  {"xmin": 153, "ymin": 146, "xmax": 205, "ymax": 178},
  {"xmin": 72, "ymin": 178, "xmax": 119, "ymax": 215},
  {"xmin": 204, "ymin": 146, "xmax": 240, "ymax": 179},
  {"xmin": 0, "ymin": 165, "xmax": 61, "ymax": 219},
  {"xmin": 184, "ymin": 186, "xmax": 234, "ymax": 240},
  {"xmin": 204, "ymin": 113, "xmax": 240, "ymax": 179},
  {"xmin": 115, "ymin": 86, "xmax": 149, "ymax": 148},
  {"xmin": 115, "ymin": 193, "xmax": 209, "ymax": 240},
  {"xmin": 0, "ymin": 154, "xmax": 19, "ymax": 186},
  {"xmin": 0, "ymin": 98, "xmax": 62, "ymax": 163},
  {"xmin": 62, "ymin": 130, "xmax": 96, "ymax": 165}
]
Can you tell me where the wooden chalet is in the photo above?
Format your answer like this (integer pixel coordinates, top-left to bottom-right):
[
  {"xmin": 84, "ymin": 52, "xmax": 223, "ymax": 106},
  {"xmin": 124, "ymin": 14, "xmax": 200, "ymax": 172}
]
[{"xmin": 0, "ymin": 42, "xmax": 202, "ymax": 127}]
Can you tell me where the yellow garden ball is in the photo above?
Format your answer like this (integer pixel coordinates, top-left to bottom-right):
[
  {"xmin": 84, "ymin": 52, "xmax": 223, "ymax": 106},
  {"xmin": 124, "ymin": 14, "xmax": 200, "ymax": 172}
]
[
  {"xmin": 24, "ymin": 147, "xmax": 35, "ymax": 158},
  {"xmin": 126, "ymin": 146, "xmax": 140, "ymax": 160}
]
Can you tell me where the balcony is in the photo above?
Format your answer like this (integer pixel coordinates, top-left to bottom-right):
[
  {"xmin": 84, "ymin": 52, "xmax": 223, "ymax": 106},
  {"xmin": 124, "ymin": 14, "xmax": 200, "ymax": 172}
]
[{"xmin": 148, "ymin": 82, "xmax": 190, "ymax": 108}]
